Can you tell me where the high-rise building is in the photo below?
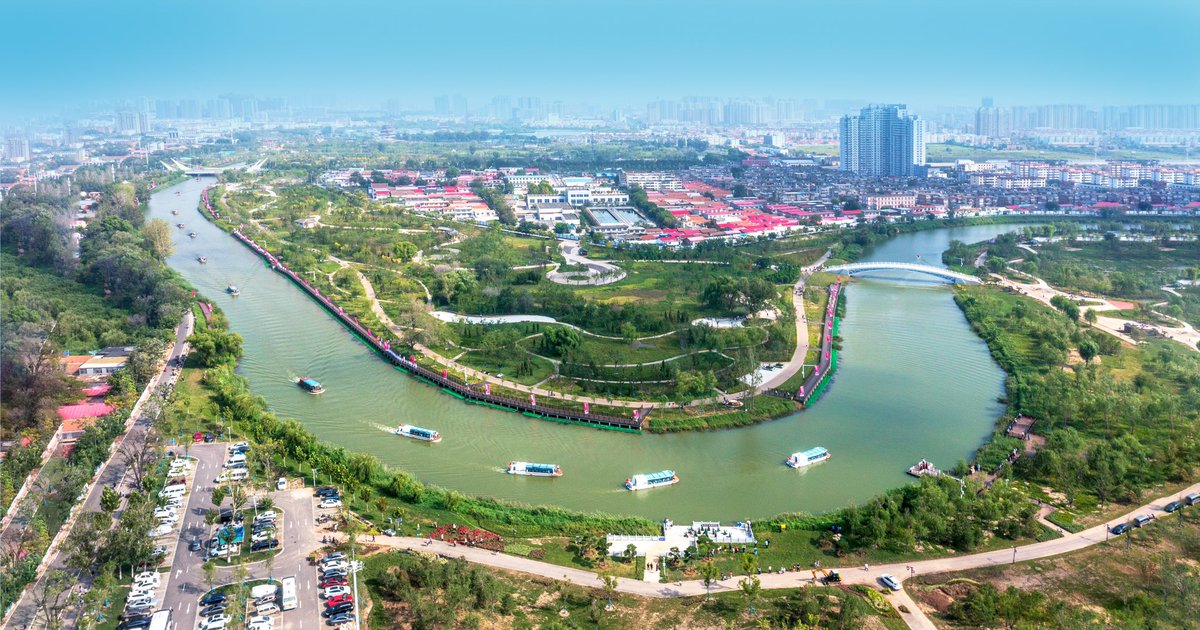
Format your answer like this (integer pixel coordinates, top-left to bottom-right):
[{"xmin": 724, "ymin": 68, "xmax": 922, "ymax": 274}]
[
  {"xmin": 839, "ymin": 104, "xmax": 925, "ymax": 177},
  {"xmin": 5, "ymin": 137, "xmax": 31, "ymax": 162}
]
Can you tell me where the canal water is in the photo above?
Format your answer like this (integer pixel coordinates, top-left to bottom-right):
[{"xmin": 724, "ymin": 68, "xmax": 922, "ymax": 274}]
[{"xmin": 153, "ymin": 178, "xmax": 1020, "ymax": 521}]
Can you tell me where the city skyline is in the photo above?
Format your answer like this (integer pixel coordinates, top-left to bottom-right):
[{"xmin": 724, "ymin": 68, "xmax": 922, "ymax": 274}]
[{"xmin": 4, "ymin": 0, "xmax": 1199, "ymax": 122}]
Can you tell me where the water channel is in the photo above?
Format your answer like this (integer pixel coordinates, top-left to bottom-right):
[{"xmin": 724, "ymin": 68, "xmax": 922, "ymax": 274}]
[{"xmin": 154, "ymin": 177, "xmax": 1025, "ymax": 521}]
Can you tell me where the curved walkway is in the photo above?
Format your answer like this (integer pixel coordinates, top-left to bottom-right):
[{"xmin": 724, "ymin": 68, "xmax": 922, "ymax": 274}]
[{"xmin": 546, "ymin": 240, "xmax": 627, "ymax": 286}]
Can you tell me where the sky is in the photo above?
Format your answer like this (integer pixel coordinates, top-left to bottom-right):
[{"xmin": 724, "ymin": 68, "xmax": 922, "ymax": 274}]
[{"xmin": 3, "ymin": 0, "xmax": 1199, "ymax": 120}]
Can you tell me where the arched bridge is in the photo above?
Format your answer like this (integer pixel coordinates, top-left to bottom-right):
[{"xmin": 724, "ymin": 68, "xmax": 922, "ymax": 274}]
[{"xmin": 822, "ymin": 261, "xmax": 981, "ymax": 284}]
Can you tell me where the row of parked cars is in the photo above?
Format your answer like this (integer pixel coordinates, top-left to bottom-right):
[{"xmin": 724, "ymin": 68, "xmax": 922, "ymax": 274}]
[
  {"xmin": 316, "ymin": 485, "xmax": 342, "ymax": 510},
  {"xmin": 215, "ymin": 442, "xmax": 251, "ymax": 484},
  {"xmin": 1111, "ymin": 492, "xmax": 1200, "ymax": 535},
  {"xmin": 115, "ymin": 572, "xmax": 162, "ymax": 629},
  {"xmin": 317, "ymin": 552, "xmax": 360, "ymax": 626},
  {"xmin": 196, "ymin": 583, "xmax": 279, "ymax": 630}
]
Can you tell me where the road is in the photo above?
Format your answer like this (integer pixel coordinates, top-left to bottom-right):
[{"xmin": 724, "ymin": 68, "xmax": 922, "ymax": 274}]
[
  {"xmin": 160, "ymin": 449, "xmax": 322, "ymax": 630},
  {"xmin": 545, "ymin": 240, "xmax": 627, "ymax": 286},
  {"xmin": 2, "ymin": 311, "xmax": 194, "ymax": 630}
]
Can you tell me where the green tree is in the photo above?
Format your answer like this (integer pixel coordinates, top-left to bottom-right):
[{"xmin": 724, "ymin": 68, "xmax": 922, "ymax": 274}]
[
  {"xmin": 698, "ymin": 560, "xmax": 720, "ymax": 599},
  {"xmin": 393, "ymin": 241, "xmax": 418, "ymax": 262},
  {"xmin": 739, "ymin": 575, "xmax": 761, "ymax": 615},
  {"xmin": 141, "ymin": 218, "xmax": 174, "ymax": 260},
  {"xmin": 100, "ymin": 485, "xmax": 121, "ymax": 514}
]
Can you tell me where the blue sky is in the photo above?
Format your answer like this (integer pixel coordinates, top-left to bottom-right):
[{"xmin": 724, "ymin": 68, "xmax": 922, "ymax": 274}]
[{"xmin": 4, "ymin": 0, "xmax": 1198, "ymax": 118}]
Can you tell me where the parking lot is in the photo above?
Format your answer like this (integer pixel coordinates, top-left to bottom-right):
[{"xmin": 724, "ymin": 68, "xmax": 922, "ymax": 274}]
[{"xmin": 159, "ymin": 441, "xmax": 325, "ymax": 630}]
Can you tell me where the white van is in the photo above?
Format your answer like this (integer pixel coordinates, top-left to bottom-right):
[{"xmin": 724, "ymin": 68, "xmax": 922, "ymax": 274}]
[
  {"xmin": 223, "ymin": 454, "xmax": 246, "ymax": 468},
  {"xmin": 250, "ymin": 584, "xmax": 278, "ymax": 600},
  {"xmin": 159, "ymin": 485, "xmax": 186, "ymax": 499},
  {"xmin": 276, "ymin": 477, "xmax": 287, "ymax": 491},
  {"xmin": 255, "ymin": 603, "xmax": 280, "ymax": 616}
]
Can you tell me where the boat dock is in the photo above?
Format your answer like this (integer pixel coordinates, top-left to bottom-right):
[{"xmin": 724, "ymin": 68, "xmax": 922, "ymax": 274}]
[{"xmin": 200, "ymin": 194, "xmax": 647, "ymax": 432}]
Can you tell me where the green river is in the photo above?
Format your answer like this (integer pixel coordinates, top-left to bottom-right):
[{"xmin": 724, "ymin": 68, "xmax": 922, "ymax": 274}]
[{"xmin": 154, "ymin": 178, "xmax": 1024, "ymax": 521}]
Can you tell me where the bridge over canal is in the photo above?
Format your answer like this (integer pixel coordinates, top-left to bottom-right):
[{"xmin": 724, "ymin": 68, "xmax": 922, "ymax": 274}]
[{"xmin": 822, "ymin": 261, "xmax": 981, "ymax": 284}]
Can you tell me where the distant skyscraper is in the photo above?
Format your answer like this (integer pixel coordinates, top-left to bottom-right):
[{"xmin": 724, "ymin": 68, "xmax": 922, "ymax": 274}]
[
  {"xmin": 5, "ymin": 137, "xmax": 31, "ymax": 162},
  {"xmin": 839, "ymin": 104, "xmax": 925, "ymax": 177}
]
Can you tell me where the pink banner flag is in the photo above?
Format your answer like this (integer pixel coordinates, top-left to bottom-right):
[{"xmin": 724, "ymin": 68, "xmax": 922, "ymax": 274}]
[
  {"xmin": 814, "ymin": 366, "xmax": 820, "ymax": 375},
  {"xmin": 484, "ymin": 383, "xmax": 491, "ymax": 395},
  {"xmin": 530, "ymin": 394, "xmax": 537, "ymax": 406},
  {"xmin": 583, "ymin": 402, "xmax": 589, "ymax": 414},
  {"xmin": 442, "ymin": 369, "xmax": 447, "ymax": 378},
  {"xmin": 798, "ymin": 385, "xmax": 805, "ymax": 396}
]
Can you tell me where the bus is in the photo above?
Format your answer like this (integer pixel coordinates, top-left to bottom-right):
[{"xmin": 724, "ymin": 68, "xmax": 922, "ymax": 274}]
[
  {"xmin": 280, "ymin": 576, "xmax": 298, "ymax": 611},
  {"xmin": 148, "ymin": 610, "xmax": 171, "ymax": 630}
]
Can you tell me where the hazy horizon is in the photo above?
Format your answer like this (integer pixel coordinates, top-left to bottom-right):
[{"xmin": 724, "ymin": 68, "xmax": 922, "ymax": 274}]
[{"xmin": 4, "ymin": 0, "xmax": 1199, "ymax": 121}]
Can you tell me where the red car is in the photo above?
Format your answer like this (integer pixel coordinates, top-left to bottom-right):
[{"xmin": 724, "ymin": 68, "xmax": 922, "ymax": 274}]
[
  {"xmin": 325, "ymin": 594, "xmax": 354, "ymax": 608},
  {"xmin": 318, "ymin": 577, "xmax": 346, "ymax": 589}
]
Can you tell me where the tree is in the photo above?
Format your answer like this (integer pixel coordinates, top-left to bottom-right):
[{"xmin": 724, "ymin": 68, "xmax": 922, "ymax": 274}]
[
  {"xmin": 598, "ymin": 572, "xmax": 618, "ymax": 611},
  {"xmin": 32, "ymin": 570, "xmax": 75, "ymax": 630},
  {"xmin": 739, "ymin": 575, "xmax": 761, "ymax": 615},
  {"xmin": 699, "ymin": 560, "xmax": 720, "ymax": 599},
  {"xmin": 393, "ymin": 241, "xmax": 418, "ymax": 262},
  {"xmin": 100, "ymin": 485, "xmax": 121, "ymax": 514},
  {"xmin": 741, "ymin": 552, "xmax": 758, "ymax": 578},
  {"xmin": 211, "ymin": 486, "xmax": 228, "ymax": 509},
  {"xmin": 117, "ymin": 436, "xmax": 160, "ymax": 491},
  {"xmin": 229, "ymin": 484, "xmax": 248, "ymax": 515},
  {"xmin": 1078, "ymin": 338, "xmax": 1099, "ymax": 364},
  {"xmin": 620, "ymin": 322, "xmax": 639, "ymax": 347},
  {"xmin": 202, "ymin": 560, "xmax": 217, "ymax": 592},
  {"xmin": 141, "ymin": 218, "xmax": 174, "ymax": 260},
  {"xmin": 1084, "ymin": 308, "xmax": 1098, "ymax": 323}
]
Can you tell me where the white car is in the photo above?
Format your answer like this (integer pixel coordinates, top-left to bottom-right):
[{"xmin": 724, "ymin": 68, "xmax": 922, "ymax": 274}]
[
  {"xmin": 322, "ymin": 586, "xmax": 350, "ymax": 598},
  {"xmin": 126, "ymin": 595, "xmax": 157, "ymax": 609},
  {"xmin": 245, "ymin": 615, "xmax": 273, "ymax": 627},
  {"xmin": 251, "ymin": 531, "xmax": 273, "ymax": 544},
  {"xmin": 132, "ymin": 574, "xmax": 160, "ymax": 587},
  {"xmin": 247, "ymin": 624, "xmax": 271, "ymax": 630},
  {"xmin": 157, "ymin": 513, "xmax": 179, "ymax": 525},
  {"xmin": 321, "ymin": 561, "xmax": 348, "ymax": 572},
  {"xmin": 231, "ymin": 441, "xmax": 249, "ymax": 450},
  {"xmin": 199, "ymin": 614, "xmax": 229, "ymax": 630},
  {"xmin": 148, "ymin": 524, "xmax": 172, "ymax": 538},
  {"xmin": 318, "ymin": 499, "xmax": 342, "ymax": 509},
  {"xmin": 153, "ymin": 507, "xmax": 176, "ymax": 518},
  {"xmin": 129, "ymin": 584, "xmax": 156, "ymax": 598},
  {"xmin": 255, "ymin": 510, "xmax": 278, "ymax": 522},
  {"xmin": 208, "ymin": 544, "xmax": 231, "ymax": 558},
  {"xmin": 151, "ymin": 546, "xmax": 168, "ymax": 557}
]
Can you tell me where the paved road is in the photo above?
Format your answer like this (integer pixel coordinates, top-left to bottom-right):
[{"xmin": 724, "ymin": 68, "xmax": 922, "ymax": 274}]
[{"xmin": 2, "ymin": 312, "xmax": 193, "ymax": 630}]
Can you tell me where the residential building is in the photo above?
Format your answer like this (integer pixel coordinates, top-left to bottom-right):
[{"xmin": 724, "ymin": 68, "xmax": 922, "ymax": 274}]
[{"xmin": 839, "ymin": 104, "xmax": 926, "ymax": 177}]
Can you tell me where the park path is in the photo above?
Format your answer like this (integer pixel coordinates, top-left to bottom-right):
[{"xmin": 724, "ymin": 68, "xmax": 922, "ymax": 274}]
[
  {"xmin": 759, "ymin": 249, "xmax": 831, "ymax": 390},
  {"xmin": 991, "ymin": 271, "xmax": 1199, "ymax": 353},
  {"xmin": 328, "ymin": 478, "xmax": 1200, "ymax": 629}
]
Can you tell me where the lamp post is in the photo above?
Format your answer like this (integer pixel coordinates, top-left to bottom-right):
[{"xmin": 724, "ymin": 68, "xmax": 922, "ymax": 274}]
[{"xmin": 311, "ymin": 467, "xmax": 319, "ymax": 490}]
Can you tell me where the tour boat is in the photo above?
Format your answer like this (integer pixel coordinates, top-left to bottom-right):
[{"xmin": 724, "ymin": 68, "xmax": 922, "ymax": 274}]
[
  {"xmin": 172, "ymin": 209, "xmax": 179, "ymax": 215},
  {"xmin": 395, "ymin": 424, "xmax": 441, "ymax": 443},
  {"xmin": 177, "ymin": 223, "xmax": 185, "ymax": 228},
  {"xmin": 507, "ymin": 461, "xmax": 563, "ymax": 477},
  {"xmin": 197, "ymin": 256, "xmax": 207, "ymax": 264},
  {"xmin": 625, "ymin": 470, "xmax": 679, "ymax": 491},
  {"xmin": 188, "ymin": 232, "xmax": 197, "ymax": 238},
  {"xmin": 175, "ymin": 191, "xmax": 181, "ymax": 196},
  {"xmin": 786, "ymin": 447, "xmax": 831, "ymax": 469},
  {"xmin": 226, "ymin": 284, "xmax": 241, "ymax": 296},
  {"xmin": 296, "ymin": 377, "xmax": 324, "ymax": 395},
  {"xmin": 907, "ymin": 459, "xmax": 941, "ymax": 478}
]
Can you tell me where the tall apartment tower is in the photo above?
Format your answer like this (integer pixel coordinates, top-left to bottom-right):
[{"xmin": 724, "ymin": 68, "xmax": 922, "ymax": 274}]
[{"xmin": 839, "ymin": 104, "xmax": 926, "ymax": 177}]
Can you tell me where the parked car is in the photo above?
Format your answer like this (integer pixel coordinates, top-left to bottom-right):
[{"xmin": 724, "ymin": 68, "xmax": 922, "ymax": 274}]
[
  {"xmin": 250, "ymin": 539, "xmax": 279, "ymax": 552},
  {"xmin": 325, "ymin": 594, "xmax": 353, "ymax": 607},
  {"xmin": 322, "ymin": 602, "xmax": 354, "ymax": 617},
  {"xmin": 245, "ymin": 615, "xmax": 273, "ymax": 627},
  {"xmin": 132, "ymin": 573, "xmax": 160, "ymax": 587},
  {"xmin": 151, "ymin": 545, "xmax": 168, "ymax": 557},
  {"xmin": 319, "ymin": 577, "xmax": 347, "ymax": 589},
  {"xmin": 323, "ymin": 552, "xmax": 347, "ymax": 562},
  {"xmin": 199, "ymin": 617, "xmax": 228, "ymax": 630},
  {"xmin": 255, "ymin": 511, "xmax": 278, "ymax": 522},
  {"xmin": 147, "ymin": 524, "xmax": 172, "ymax": 538},
  {"xmin": 1186, "ymin": 492, "xmax": 1200, "ymax": 506},
  {"xmin": 319, "ymin": 498, "xmax": 342, "ymax": 509},
  {"xmin": 251, "ymin": 531, "xmax": 273, "ymax": 543},
  {"xmin": 189, "ymin": 537, "xmax": 204, "ymax": 552},
  {"xmin": 326, "ymin": 613, "xmax": 355, "ymax": 626},
  {"xmin": 1133, "ymin": 514, "xmax": 1155, "ymax": 527},
  {"xmin": 126, "ymin": 595, "xmax": 157, "ymax": 609},
  {"xmin": 1166, "ymin": 500, "xmax": 1184, "ymax": 513},
  {"xmin": 199, "ymin": 604, "xmax": 226, "ymax": 618},
  {"xmin": 200, "ymin": 592, "xmax": 227, "ymax": 606},
  {"xmin": 321, "ymin": 569, "xmax": 348, "ymax": 580},
  {"xmin": 1111, "ymin": 523, "xmax": 1131, "ymax": 535},
  {"xmin": 117, "ymin": 617, "xmax": 153, "ymax": 630},
  {"xmin": 315, "ymin": 486, "xmax": 338, "ymax": 497},
  {"xmin": 322, "ymin": 585, "xmax": 350, "ymax": 598},
  {"xmin": 248, "ymin": 624, "xmax": 272, "ymax": 630},
  {"xmin": 321, "ymin": 561, "xmax": 348, "ymax": 572},
  {"xmin": 121, "ymin": 605, "xmax": 153, "ymax": 619},
  {"xmin": 879, "ymin": 574, "xmax": 901, "ymax": 591},
  {"xmin": 276, "ymin": 477, "xmax": 287, "ymax": 490}
]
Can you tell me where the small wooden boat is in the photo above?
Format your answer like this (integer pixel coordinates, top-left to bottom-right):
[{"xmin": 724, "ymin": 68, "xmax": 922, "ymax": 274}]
[{"xmin": 296, "ymin": 377, "xmax": 324, "ymax": 394}]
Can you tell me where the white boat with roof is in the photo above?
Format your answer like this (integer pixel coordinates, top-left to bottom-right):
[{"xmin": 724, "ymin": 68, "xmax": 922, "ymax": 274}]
[
  {"xmin": 395, "ymin": 424, "xmax": 441, "ymax": 443},
  {"xmin": 507, "ymin": 461, "xmax": 562, "ymax": 477},
  {"xmin": 625, "ymin": 470, "xmax": 678, "ymax": 491},
  {"xmin": 786, "ymin": 447, "xmax": 830, "ymax": 468}
]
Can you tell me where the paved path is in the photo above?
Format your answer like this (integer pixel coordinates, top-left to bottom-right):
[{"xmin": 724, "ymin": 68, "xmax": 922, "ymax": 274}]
[
  {"xmin": 546, "ymin": 240, "xmax": 626, "ymax": 285},
  {"xmin": 760, "ymin": 249, "xmax": 831, "ymax": 391},
  {"xmin": 2, "ymin": 311, "xmax": 194, "ymax": 630},
  {"xmin": 992, "ymin": 272, "xmax": 1199, "ymax": 353},
  {"xmin": 325, "ymin": 478, "xmax": 1200, "ymax": 629}
]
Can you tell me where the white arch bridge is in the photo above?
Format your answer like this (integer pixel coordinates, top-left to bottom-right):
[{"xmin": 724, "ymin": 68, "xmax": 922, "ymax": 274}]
[{"xmin": 822, "ymin": 261, "xmax": 981, "ymax": 284}]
